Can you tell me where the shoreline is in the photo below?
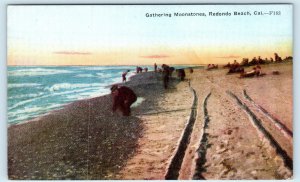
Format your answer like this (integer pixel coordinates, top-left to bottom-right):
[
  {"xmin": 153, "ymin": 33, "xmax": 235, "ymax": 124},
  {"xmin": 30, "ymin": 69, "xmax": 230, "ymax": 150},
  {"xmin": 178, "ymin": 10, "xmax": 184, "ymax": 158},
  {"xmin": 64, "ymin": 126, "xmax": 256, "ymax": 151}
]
[
  {"xmin": 8, "ymin": 68, "xmax": 137, "ymax": 126},
  {"xmin": 8, "ymin": 65, "xmax": 199, "ymax": 126}
]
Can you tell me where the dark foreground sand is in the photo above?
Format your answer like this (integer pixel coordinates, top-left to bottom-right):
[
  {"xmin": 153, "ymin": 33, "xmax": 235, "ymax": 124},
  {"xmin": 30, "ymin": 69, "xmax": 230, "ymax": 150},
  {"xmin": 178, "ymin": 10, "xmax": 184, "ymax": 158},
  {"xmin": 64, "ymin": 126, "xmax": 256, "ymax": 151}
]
[{"xmin": 8, "ymin": 62, "xmax": 293, "ymax": 180}]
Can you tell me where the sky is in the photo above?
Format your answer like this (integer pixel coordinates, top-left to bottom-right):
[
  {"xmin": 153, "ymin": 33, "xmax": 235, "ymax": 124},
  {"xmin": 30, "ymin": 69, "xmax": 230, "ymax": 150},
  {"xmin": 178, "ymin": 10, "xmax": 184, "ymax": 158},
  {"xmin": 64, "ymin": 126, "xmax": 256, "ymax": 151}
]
[{"xmin": 7, "ymin": 5, "xmax": 293, "ymax": 65}]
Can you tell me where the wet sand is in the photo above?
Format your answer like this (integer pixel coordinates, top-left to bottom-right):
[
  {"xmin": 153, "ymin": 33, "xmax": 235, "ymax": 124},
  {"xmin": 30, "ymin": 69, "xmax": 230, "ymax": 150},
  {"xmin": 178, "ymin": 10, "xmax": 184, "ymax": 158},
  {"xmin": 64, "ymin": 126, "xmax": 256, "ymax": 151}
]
[{"xmin": 8, "ymin": 62, "xmax": 293, "ymax": 180}]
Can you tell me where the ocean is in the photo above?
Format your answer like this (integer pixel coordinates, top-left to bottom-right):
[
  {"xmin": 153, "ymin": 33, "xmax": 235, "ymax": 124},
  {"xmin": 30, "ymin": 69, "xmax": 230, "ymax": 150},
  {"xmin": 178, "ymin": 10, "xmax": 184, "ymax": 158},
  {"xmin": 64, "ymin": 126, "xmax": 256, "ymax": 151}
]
[
  {"xmin": 8, "ymin": 65, "xmax": 198, "ymax": 124},
  {"xmin": 7, "ymin": 66, "xmax": 140, "ymax": 124}
]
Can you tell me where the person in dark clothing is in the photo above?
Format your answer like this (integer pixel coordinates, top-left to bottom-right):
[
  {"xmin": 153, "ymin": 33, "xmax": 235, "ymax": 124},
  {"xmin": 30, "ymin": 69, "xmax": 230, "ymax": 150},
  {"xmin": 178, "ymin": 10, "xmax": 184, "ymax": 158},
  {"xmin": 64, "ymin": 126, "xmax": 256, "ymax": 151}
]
[
  {"xmin": 274, "ymin": 53, "xmax": 282, "ymax": 62},
  {"xmin": 122, "ymin": 70, "xmax": 129, "ymax": 83},
  {"xmin": 162, "ymin": 64, "xmax": 170, "ymax": 89},
  {"xmin": 154, "ymin": 63, "xmax": 157, "ymax": 72},
  {"xmin": 111, "ymin": 85, "xmax": 137, "ymax": 116},
  {"xmin": 177, "ymin": 69, "xmax": 186, "ymax": 81}
]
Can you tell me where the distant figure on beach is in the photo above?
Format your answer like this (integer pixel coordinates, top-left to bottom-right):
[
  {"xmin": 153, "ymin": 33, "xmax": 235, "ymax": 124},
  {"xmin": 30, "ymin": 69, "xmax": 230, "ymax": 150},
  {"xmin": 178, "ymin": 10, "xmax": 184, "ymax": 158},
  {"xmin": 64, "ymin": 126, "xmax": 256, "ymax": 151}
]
[
  {"xmin": 255, "ymin": 65, "xmax": 261, "ymax": 76},
  {"xmin": 265, "ymin": 58, "xmax": 269, "ymax": 63},
  {"xmin": 228, "ymin": 60, "xmax": 244, "ymax": 74},
  {"xmin": 207, "ymin": 64, "xmax": 218, "ymax": 70},
  {"xmin": 258, "ymin": 56, "xmax": 264, "ymax": 64},
  {"xmin": 240, "ymin": 68, "xmax": 256, "ymax": 78},
  {"xmin": 169, "ymin": 67, "xmax": 175, "ymax": 76},
  {"xmin": 240, "ymin": 65, "xmax": 264, "ymax": 78},
  {"xmin": 177, "ymin": 69, "xmax": 186, "ymax": 81},
  {"xmin": 144, "ymin": 67, "xmax": 148, "ymax": 72},
  {"xmin": 240, "ymin": 58, "xmax": 249, "ymax": 66},
  {"xmin": 162, "ymin": 64, "xmax": 170, "ymax": 89},
  {"xmin": 189, "ymin": 67, "xmax": 193, "ymax": 73},
  {"xmin": 136, "ymin": 66, "xmax": 143, "ymax": 73},
  {"xmin": 249, "ymin": 57, "xmax": 258, "ymax": 65},
  {"xmin": 111, "ymin": 85, "xmax": 137, "ymax": 116},
  {"xmin": 274, "ymin": 53, "xmax": 282, "ymax": 62},
  {"xmin": 154, "ymin": 63, "xmax": 157, "ymax": 72},
  {"xmin": 122, "ymin": 70, "xmax": 130, "ymax": 83},
  {"xmin": 223, "ymin": 62, "xmax": 231, "ymax": 68}
]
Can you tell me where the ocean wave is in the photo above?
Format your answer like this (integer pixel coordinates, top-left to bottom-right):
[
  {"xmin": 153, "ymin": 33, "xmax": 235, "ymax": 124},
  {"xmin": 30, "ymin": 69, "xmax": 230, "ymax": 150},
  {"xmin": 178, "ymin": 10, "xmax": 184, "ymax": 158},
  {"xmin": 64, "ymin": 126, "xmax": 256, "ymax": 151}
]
[
  {"xmin": 74, "ymin": 74, "xmax": 95, "ymax": 78},
  {"xmin": 8, "ymin": 83, "xmax": 42, "ymax": 88},
  {"xmin": 96, "ymin": 73, "xmax": 119, "ymax": 79},
  {"xmin": 9, "ymin": 114, "xmax": 33, "ymax": 124},
  {"xmin": 8, "ymin": 103, "xmax": 63, "ymax": 123},
  {"xmin": 8, "ymin": 68, "xmax": 73, "ymax": 77},
  {"xmin": 8, "ymin": 87, "xmax": 106, "ymax": 111},
  {"xmin": 9, "ymin": 104, "xmax": 62, "ymax": 117},
  {"xmin": 66, "ymin": 88, "xmax": 109, "ymax": 100},
  {"xmin": 44, "ymin": 83, "xmax": 105, "ymax": 92},
  {"xmin": 79, "ymin": 66, "xmax": 135, "ymax": 71},
  {"xmin": 9, "ymin": 106, "xmax": 46, "ymax": 117},
  {"xmin": 8, "ymin": 97, "xmax": 41, "ymax": 111},
  {"xmin": 8, "ymin": 92, "xmax": 44, "ymax": 99}
]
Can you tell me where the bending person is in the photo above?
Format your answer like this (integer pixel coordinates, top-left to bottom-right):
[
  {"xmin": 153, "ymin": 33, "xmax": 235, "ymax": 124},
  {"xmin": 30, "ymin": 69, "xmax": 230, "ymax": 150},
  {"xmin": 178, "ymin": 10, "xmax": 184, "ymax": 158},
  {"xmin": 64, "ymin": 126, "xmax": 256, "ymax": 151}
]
[{"xmin": 111, "ymin": 85, "xmax": 137, "ymax": 116}]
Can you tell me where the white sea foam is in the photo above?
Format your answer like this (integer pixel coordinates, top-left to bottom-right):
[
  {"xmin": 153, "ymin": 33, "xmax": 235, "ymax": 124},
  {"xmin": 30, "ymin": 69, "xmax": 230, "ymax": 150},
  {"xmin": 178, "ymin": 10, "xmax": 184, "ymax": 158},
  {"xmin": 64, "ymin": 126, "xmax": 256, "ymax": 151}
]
[
  {"xmin": 44, "ymin": 83, "xmax": 105, "ymax": 92},
  {"xmin": 8, "ymin": 103, "xmax": 63, "ymax": 123},
  {"xmin": 9, "ymin": 114, "xmax": 33, "ymax": 124},
  {"xmin": 95, "ymin": 73, "xmax": 113, "ymax": 78},
  {"xmin": 74, "ymin": 74, "xmax": 95, "ymax": 78},
  {"xmin": 79, "ymin": 66, "xmax": 134, "ymax": 71},
  {"xmin": 8, "ymin": 83, "xmax": 42, "ymax": 88},
  {"xmin": 131, "ymin": 97, "xmax": 145, "ymax": 108},
  {"xmin": 8, "ymin": 68, "xmax": 73, "ymax": 77},
  {"xmin": 9, "ymin": 106, "xmax": 45, "ymax": 117},
  {"xmin": 8, "ymin": 87, "xmax": 105, "ymax": 111},
  {"xmin": 8, "ymin": 98, "xmax": 40, "ymax": 111},
  {"xmin": 8, "ymin": 92, "xmax": 44, "ymax": 99},
  {"xmin": 127, "ymin": 72, "xmax": 136, "ymax": 80},
  {"xmin": 66, "ymin": 87, "xmax": 109, "ymax": 100}
]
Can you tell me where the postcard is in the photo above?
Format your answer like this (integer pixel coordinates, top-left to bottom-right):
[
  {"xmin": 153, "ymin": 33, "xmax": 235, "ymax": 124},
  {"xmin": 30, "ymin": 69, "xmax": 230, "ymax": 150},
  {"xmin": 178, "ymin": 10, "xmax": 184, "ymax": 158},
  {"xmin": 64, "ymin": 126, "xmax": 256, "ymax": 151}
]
[{"xmin": 7, "ymin": 4, "xmax": 293, "ymax": 180}]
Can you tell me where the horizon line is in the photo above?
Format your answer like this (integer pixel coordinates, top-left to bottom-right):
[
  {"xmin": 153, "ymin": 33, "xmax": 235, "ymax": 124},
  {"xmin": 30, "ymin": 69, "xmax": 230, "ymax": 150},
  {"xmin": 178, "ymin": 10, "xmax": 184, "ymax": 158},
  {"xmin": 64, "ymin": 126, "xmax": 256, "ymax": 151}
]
[{"xmin": 7, "ymin": 64, "xmax": 205, "ymax": 67}]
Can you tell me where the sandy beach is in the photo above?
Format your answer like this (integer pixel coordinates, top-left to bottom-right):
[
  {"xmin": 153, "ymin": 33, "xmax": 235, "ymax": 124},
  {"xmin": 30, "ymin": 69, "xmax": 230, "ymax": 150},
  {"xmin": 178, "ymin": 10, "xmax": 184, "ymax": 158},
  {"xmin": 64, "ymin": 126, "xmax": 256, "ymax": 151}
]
[{"xmin": 8, "ymin": 62, "xmax": 293, "ymax": 180}]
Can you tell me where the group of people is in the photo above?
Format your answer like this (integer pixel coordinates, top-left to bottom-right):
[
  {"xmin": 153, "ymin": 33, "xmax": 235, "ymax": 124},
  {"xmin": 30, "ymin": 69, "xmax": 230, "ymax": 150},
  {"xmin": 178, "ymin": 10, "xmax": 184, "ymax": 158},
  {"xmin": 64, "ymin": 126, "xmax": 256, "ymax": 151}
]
[
  {"xmin": 225, "ymin": 60, "xmax": 265, "ymax": 77},
  {"xmin": 113, "ymin": 63, "xmax": 192, "ymax": 116},
  {"xmin": 224, "ymin": 53, "xmax": 290, "ymax": 77},
  {"xmin": 136, "ymin": 66, "xmax": 148, "ymax": 73},
  {"xmin": 227, "ymin": 60, "xmax": 245, "ymax": 74},
  {"xmin": 240, "ymin": 65, "xmax": 264, "ymax": 78},
  {"xmin": 161, "ymin": 64, "xmax": 187, "ymax": 89},
  {"xmin": 207, "ymin": 64, "xmax": 218, "ymax": 70},
  {"xmin": 113, "ymin": 52, "xmax": 289, "ymax": 116},
  {"xmin": 231, "ymin": 53, "xmax": 288, "ymax": 68}
]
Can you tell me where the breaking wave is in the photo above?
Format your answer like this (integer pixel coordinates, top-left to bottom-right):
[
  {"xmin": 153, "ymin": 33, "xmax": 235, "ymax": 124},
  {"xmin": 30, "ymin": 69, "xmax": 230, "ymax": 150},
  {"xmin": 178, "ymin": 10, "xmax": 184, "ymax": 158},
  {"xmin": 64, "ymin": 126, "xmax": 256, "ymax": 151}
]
[
  {"xmin": 8, "ymin": 68, "xmax": 73, "ymax": 77},
  {"xmin": 8, "ymin": 83, "xmax": 42, "ymax": 88}
]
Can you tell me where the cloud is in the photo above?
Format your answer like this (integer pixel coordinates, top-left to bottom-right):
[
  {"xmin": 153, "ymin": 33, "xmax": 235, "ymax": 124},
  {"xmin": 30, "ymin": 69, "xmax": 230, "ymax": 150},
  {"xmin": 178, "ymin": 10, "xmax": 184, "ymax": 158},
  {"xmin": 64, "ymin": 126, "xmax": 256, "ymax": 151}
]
[
  {"xmin": 53, "ymin": 51, "xmax": 92, "ymax": 55},
  {"xmin": 140, "ymin": 55, "xmax": 169, "ymax": 59},
  {"xmin": 215, "ymin": 55, "xmax": 240, "ymax": 59}
]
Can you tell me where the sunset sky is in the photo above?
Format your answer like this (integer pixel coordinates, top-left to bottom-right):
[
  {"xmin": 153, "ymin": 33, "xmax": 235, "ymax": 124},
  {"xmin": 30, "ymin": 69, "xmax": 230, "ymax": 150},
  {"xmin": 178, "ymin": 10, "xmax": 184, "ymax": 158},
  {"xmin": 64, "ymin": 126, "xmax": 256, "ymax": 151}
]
[{"xmin": 7, "ymin": 5, "xmax": 292, "ymax": 65}]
